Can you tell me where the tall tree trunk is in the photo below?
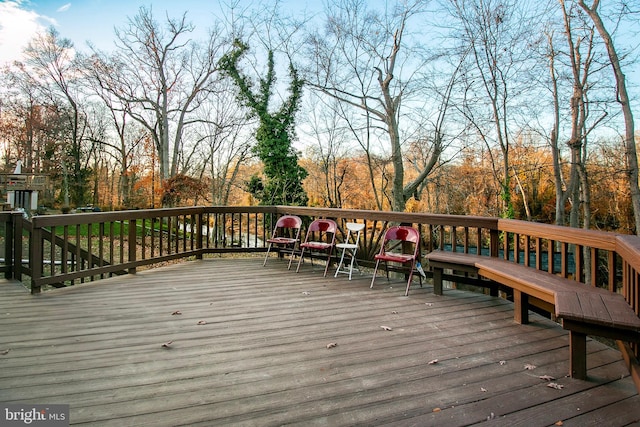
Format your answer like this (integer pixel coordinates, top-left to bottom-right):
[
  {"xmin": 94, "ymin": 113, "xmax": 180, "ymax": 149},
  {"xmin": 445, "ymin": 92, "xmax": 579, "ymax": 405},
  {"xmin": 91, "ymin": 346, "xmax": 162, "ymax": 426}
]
[
  {"xmin": 578, "ymin": 0, "xmax": 640, "ymax": 234},
  {"xmin": 547, "ymin": 33, "xmax": 565, "ymax": 226}
]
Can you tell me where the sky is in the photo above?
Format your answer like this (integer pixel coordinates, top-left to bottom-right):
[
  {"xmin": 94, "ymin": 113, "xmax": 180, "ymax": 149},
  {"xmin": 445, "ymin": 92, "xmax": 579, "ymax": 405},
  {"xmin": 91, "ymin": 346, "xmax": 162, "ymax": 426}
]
[
  {"xmin": 0, "ymin": 0, "xmax": 148, "ymax": 63},
  {"xmin": 0, "ymin": 0, "xmax": 318, "ymax": 65},
  {"xmin": 0, "ymin": 0, "xmax": 638, "ymax": 126}
]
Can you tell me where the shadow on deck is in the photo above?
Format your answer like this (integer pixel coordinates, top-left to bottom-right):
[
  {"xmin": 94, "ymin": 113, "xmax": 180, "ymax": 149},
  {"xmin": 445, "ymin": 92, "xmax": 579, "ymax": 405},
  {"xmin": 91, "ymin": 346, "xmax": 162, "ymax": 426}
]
[{"xmin": 1, "ymin": 257, "xmax": 639, "ymax": 426}]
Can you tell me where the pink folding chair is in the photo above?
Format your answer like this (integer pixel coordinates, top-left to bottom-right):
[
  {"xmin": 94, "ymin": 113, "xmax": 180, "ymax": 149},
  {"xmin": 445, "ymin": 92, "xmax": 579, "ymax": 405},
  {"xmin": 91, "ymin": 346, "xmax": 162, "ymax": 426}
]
[
  {"xmin": 296, "ymin": 219, "xmax": 338, "ymax": 277},
  {"xmin": 263, "ymin": 215, "xmax": 302, "ymax": 269},
  {"xmin": 370, "ymin": 226, "xmax": 421, "ymax": 296}
]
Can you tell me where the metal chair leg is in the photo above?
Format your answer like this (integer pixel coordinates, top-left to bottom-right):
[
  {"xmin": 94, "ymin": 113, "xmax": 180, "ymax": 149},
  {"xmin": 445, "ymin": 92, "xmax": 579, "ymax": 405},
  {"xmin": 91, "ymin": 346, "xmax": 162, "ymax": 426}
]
[{"xmin": 334, "ymin": 247, "xmax": 348, "ymax": 278}]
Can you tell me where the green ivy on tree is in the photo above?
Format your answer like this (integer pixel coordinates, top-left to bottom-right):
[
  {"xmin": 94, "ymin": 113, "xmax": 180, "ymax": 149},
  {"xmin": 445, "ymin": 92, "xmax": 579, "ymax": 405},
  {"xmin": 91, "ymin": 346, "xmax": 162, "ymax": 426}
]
[{"xmin": 219, "ymin": 39, "xmax": 308, "ymax": 206}]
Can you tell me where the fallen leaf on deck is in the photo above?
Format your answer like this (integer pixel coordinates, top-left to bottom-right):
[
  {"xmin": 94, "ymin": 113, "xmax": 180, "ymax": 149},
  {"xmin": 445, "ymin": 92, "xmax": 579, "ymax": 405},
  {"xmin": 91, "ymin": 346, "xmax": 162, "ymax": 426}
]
[
  {"xmin": 428, "ymin": 359, "xmax": 438, "ymax": 365},
  {"xmin": 326, "ymin": 342, "xmax": 338, "ymax": 349},
  {"xmin": 487, "ymin": 412, "xmax": 495, "ymax": 420},
  {"xmin": 391, "ymin": 311, "xmax": 399, "ymax": 314},
  {"xmin": 555, "ymin": 421, "xmax": 564, "ymax": 426},
  {"xmin": 0, "ymin": 349, "xmax": 10, "ymax": 355},
  {"xmin": 524, "ymin": 364, "xmax": 537, "ymax": 370},
  {"xmin": 499, "ymin": 360, "xmax": 507, "ymax": 365},
  {"xmin": 302, "ymin": 291, "xmax": 311, "ymax": 295},
  {"xmin": 425, "ymin": 303, "xmax": 433, "ymax": 307},
  {"xmin": 380, "ymin": 325, "xmax": 393, "ymax": 331},
  {"xmin": 197, "ymin": 320, "xmax": 207, "ymax": 325},
  {"xmin": 171, "ymin": 310, "xmax": 182, "ymax": 315},
  {"xmin": 432, "ymin": 407, "xmax": 441, "ymax": 413},
  {"xmin": 539, "ymin": 375, "xmax": 556, "ymax": 381},
  {"xmin": 161, "ymin": 341, "xmax": 173, "ymax": 348},
  {"xmin": 547, "ymin": 382, "xmax": 564, "ymax": 390},
  {"xmin": 481, "ymin": 387, "xmax": 487, "ymax": 392}
]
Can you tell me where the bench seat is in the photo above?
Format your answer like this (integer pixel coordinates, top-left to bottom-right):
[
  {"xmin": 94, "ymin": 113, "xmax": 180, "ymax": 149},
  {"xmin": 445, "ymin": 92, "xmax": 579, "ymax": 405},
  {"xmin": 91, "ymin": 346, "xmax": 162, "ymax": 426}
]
[{"xmin": 425, "ymin": 250, "xmax": 640, "ymax": 380}]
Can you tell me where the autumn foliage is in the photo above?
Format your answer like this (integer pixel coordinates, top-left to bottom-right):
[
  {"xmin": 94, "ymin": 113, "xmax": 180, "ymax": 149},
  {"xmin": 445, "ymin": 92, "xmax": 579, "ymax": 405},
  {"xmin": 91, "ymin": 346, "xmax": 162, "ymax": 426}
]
[{"xmin": 161, "ymin": 174, "xmax": 208, "ymax": 208}]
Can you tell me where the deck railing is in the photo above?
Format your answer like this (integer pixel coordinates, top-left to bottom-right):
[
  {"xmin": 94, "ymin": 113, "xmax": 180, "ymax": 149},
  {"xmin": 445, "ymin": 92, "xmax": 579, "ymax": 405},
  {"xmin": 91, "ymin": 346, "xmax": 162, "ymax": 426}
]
[
  {"xmin": 1, "ymin": 206, "xmax": 637, "ymax": 302},
  {"xmin": 1, "ymin": 205, "xmax": 639, "ymax": 377},
  {"xmin": 0, "ymin": 205, "xmax": 638, "ymax": 317},
  {"xmin": 0, "ymin": 206, "xmax": 636, "ymax": 298}
]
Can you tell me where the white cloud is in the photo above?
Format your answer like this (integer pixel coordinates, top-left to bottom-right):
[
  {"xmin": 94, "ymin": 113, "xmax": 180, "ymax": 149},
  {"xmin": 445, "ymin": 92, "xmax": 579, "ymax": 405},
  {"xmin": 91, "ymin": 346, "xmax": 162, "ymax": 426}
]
[
  {"xmin": 57, "ymin": 3, "xmax": 71, "ymax": 13},
  {"xmin": 0, "ymin": 1, "xmax": 44, "ymax": 65}
]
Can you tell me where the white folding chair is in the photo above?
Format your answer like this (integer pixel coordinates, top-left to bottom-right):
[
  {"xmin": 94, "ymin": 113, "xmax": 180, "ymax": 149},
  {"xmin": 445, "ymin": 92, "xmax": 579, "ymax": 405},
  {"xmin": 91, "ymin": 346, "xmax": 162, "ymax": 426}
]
[{"xmin": 334, "ymin": 222, "xmax": 365, "ymax": 280}]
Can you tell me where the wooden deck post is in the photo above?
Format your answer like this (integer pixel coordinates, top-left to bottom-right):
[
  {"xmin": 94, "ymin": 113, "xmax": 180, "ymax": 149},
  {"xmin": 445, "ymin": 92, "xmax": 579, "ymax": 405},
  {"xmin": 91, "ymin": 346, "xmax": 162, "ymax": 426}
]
[
  {"xmin": 433, "ymin": 266, "xmax": 443, "ymax": 295},
  {"xmin": 196, "ymin": 213, "xmax": 203, "ymax": 260},
  {"xmin": 128, "ymin": 218, "xmax": 137, "ymax": 274},
  {"xmin": 513, "ymin": 289, "xmax": 529, "ymax": 324},
  {"xmin": 4, "ymin": 213, "xmax": 14, "ymax": 279},
  {"xmin": 569, "ymin": 330, "xmax": 587, "ymax": 380},
  {"xmin": 30, "ymin": 225, "xmax": 42, "ymax": 294},
  {"xmin": 490, "ymin": 229, "xmax": 499, "ymax": 258}
]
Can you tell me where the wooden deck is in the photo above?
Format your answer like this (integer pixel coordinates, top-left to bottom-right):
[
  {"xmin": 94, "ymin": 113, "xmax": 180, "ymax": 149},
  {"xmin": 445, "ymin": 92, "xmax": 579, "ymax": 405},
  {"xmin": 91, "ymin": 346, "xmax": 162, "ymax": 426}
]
[{"xmin": 1, "ymin": 257, "xmax": 639, "ymax": 426}]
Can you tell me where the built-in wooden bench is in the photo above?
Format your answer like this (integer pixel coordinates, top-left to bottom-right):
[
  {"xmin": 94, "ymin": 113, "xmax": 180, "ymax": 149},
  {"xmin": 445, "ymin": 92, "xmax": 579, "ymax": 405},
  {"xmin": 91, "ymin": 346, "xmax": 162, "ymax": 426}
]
[{"xmin": 425, "ymin": 250, "xmax": 640, "ymax": 380}]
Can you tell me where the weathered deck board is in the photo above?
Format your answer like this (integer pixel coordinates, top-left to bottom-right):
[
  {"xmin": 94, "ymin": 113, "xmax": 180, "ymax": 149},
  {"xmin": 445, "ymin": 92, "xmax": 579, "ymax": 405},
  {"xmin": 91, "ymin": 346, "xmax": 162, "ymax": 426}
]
[{"xmin": 1, "ymin": 257, "xmax": 639, "ymax": 426}]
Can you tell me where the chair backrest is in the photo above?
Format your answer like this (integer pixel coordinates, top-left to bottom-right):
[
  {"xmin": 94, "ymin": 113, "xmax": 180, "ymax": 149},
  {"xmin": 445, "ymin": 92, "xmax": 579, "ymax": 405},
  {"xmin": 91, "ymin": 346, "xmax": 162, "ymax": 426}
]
[
  {"xmin": 276, "ymin": 215, "xmax": 302, "ymax": 229},
  {"xmin": 344, "ymin": 222, "xmax": 365, "ymax": 244},
  {"xmin": 380, "ymin": 226, "xmax": 420, "ymax": 255},
  {"xmin": 346, "ymin": 222, "xmax": 365, "ymax": 233},
  {"xmin": 272, "ymin": 215, "xmax": 302, "ymax": 238},
  {"xmin": 304, "ymin": 219, "xmax": 338, "ymax": 243}
]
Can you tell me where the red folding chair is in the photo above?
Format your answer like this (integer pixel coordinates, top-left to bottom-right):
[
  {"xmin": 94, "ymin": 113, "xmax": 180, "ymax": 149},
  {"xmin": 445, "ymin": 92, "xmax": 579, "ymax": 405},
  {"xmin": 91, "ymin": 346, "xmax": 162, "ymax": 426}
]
[
  {"xmin": 263, "ymin": 215, "xmax": 302, "ymax": 269},
  {"xmin": 296, "ymin": 219, "xmax": 338, "ymax": 277},
  {"xmin": 370, "ymin": 226, "xmax": 421, "ymax": 296}
]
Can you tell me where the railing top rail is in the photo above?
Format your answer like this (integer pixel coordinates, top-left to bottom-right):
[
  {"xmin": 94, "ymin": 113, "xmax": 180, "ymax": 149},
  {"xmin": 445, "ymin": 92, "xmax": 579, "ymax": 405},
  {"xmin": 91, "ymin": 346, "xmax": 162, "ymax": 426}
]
[
  {"xmin": 30, "ymin": 205, "xmax": 280, "ymax": 228},
  {"xmin": 0, "ymin": 211, "xmax": 24, "ymax": 220},
  {"xmin": 31, "ymin": 206, "xmax": 211, "ymax": 227},
  {"xmin": 498, "ymin": 218, "xmax": 620, "ymax": 251},
  {"xmin": 616, "ymin": 235, "xmax": 640, "ymax": 272},
  {"xmin": 273, "ymin": 206, "xmax": 499, "ymax": 229}
]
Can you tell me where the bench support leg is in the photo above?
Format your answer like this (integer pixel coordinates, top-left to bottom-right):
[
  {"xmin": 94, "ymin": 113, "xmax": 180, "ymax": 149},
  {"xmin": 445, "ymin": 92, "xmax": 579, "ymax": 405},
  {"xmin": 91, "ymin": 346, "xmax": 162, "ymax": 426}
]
[
  {"xmin": 432, "ymin": 267, "xmax": 443, "ymax": 296},
  {"xmin": 569, "ymin": 330, "xmax": 587, "ymax": 380},
  {"xmin": 513, "ymin": 289, "xmax": 529, "ymax": 324}
]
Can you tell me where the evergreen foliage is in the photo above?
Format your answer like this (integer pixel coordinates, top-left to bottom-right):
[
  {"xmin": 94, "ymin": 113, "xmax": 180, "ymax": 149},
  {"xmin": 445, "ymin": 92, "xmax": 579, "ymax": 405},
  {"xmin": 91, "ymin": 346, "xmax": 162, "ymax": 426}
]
[{"xmin": 219, "ymin": 39, "xmax": 308, "ymax": 206}]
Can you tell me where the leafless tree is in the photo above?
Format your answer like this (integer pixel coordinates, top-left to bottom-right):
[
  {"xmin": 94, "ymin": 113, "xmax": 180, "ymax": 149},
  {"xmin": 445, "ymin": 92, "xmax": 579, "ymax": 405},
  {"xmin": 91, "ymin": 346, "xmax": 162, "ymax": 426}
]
[
  {"xmin": 81, "ymin": 59, "xmax": 148, "ymax": 207},
  {"xmin": 89, "ymin": 6, "xmax": 228, "ymax": 189},
  {"xmin": 303, "ymin": 0, "xmax": 448, "ymax": 212},
  {"xmin": 188, "ymin": 80, "xmax": 253, "ymax": 206},
  {"xmin": 556, "ymin": 0, "xmax": 612, "ymax": 230},
  {"xmin": 1, "ymin": 63, "xmax": 42, "ymax": 173},
  {"xmin": 577, "ymin": 0, "xmax": 640, "ymax": 234},
  {"xmin": 24, "ymin": 27, "xmax": 91, "ymax": 207},
  {"xmin": 302, "ymin": 93, "xmax": 352, "ymax": 208},
  {"xmin": 448, "ymin": 0, "xmax": 548, "ymax": 218},
  {"xmin": 545, "ymin": 30, "xmax": 566, "ymax": 226}
]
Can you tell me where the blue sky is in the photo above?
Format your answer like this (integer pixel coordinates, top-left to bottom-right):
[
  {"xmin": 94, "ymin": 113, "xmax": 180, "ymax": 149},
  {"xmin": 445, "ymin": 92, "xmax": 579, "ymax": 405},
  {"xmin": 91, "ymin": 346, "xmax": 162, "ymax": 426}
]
[
  {"xmin": 0, "ymin": 0, "xmax": 319, "ymax": 64},
  {"xmin": 19, "ymin": 0, "xmax": 186, "ymax": 50},
  {"xmin": 1, "ymin": 0, "xmax": 638, "ymax": 123}
]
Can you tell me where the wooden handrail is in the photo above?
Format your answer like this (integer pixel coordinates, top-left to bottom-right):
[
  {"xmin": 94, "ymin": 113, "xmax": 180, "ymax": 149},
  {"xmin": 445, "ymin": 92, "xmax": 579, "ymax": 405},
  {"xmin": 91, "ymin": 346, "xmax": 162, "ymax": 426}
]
[
  {"xmin": 499, "ymin": 218, "xmax": 619, "ymax": 251},
  {"xmin": 617, "ymin": 235, "xmax": 640, "ymax": 272}
]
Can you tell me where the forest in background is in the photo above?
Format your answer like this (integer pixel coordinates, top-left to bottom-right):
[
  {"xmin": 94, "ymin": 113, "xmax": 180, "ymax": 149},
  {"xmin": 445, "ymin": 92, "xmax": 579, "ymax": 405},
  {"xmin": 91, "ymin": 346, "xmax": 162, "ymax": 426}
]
[{"xmin": 0, "ymin": 0, "xmax": 638, "ymax": 234}]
